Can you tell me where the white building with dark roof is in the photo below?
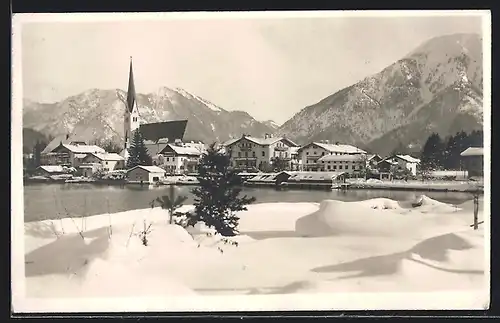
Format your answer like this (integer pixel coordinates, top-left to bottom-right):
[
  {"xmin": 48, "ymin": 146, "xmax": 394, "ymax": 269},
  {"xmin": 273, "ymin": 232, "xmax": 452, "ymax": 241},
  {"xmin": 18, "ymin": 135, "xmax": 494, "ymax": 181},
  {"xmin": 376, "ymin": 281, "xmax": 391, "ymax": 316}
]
[
  {"xmin": 223, "ymin": 134, "xmax": 300, "ymax": 171},
  {"xmin": 297, "ymin": 141, "xmax": 367, "ymax": 171},
  {"xmin": 158, "ymin": 143, "xmax": 205, "ymax": 174}
]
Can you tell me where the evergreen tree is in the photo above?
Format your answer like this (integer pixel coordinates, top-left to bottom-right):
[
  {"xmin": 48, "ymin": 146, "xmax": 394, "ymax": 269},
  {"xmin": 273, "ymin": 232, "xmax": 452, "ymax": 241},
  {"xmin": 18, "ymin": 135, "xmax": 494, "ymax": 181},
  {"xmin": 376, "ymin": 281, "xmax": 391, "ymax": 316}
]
[
  {"xmin": 126, "ymin": 129, "xmax": 152, "ymax": 168},
  {"xmin": 467, "ymin": 130, "xmax": 483, "ymax": 147},
  {"xmin": 420, "ymin": 133, "xmax": 444, "ymax": 170},
  {"xmin": 187, "ymin": 143, "xmax": 256, "ymax": 237}
]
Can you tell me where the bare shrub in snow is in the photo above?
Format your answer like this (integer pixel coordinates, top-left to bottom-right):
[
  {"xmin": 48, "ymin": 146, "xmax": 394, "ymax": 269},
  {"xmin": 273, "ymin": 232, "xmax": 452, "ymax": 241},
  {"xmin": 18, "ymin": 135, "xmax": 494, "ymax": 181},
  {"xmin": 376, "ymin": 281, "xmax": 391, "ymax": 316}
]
[{"xmin": 152, "ymin": 185, "xmax": 188, "ymax": 224}]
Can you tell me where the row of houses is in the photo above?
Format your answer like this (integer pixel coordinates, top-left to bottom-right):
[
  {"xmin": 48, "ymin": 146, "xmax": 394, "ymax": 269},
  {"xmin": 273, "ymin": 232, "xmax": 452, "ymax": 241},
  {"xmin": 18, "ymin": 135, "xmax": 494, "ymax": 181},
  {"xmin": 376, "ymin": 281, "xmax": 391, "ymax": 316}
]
[
  {"xmin": 222, "ymin": 134, "xmax": 423, "ymax": 177},
  {"xmin": 36, "ymin": 131, "xmax": 483, "ymax": 181},
  {"xmin": 37, "ymin": 136, "xmax": 207, "ymax": 176}
]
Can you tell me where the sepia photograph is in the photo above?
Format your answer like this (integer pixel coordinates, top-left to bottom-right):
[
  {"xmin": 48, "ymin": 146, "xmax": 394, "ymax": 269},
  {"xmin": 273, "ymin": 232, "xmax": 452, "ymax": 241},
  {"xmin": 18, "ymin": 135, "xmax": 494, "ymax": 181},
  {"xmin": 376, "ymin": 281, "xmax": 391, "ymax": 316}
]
[{"xmin": 11, "ymin": 10, "xmax": 490, "ymax": 313}]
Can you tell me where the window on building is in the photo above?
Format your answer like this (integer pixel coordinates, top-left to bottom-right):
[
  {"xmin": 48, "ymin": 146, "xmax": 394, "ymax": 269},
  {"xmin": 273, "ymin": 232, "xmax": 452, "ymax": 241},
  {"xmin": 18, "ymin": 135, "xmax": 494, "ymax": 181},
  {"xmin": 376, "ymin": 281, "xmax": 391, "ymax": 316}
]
[
  {"xmin": 327, "ymin": 165, "xmax": 331, "ymax": 170},
  {"xmin": 262, "ymin": 151, "xmax": 265, "ymax": 157},
  {"xmin": 252, "ymin": 151, "xmax": 256, "ymax": 158},
  {"xmin": 238, "ymin": 152, "xmax": 241, "ymax": 157},
  {"xmin": 322, "ymin": 152, "xmax": 325, "ymax": 156},
  {"xmin": 306, "ymin": 152, "xmax": 309, "ymax": 155},
  {"xmin": 245, "ymin": 152, "xmax": 248, "ymax": 157},
  {"xmin": 333, "ymin": 165, "xmax": 337, "ymax": 170},
  {"xmin": 339, "ymin": 165, "xmax": 343, "ymax": 170}
]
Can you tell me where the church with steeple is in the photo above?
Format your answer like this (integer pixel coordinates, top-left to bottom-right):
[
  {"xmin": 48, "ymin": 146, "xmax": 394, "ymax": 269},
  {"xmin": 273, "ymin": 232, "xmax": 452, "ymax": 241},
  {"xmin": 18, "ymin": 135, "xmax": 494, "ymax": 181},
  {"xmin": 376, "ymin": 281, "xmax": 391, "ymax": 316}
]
[
  {"xmin": 119, "ymin": 57, "xmax": 189, "ymax": 163},
  {"xmin": 122, "ymin": 57, "xmax": 141, "ymax": 161}
]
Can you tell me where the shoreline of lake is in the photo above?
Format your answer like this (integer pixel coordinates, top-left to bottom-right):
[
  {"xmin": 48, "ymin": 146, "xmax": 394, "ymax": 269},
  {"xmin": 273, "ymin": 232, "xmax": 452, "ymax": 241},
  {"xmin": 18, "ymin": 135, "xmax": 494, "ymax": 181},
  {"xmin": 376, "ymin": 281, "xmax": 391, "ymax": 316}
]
[
  {"xmin": 23, "ymin": 178, "xmax": 484, "ymax": 193},
  {"xmin": 22, "ymin": 183, "xmax": 479, "ymax": 223}
]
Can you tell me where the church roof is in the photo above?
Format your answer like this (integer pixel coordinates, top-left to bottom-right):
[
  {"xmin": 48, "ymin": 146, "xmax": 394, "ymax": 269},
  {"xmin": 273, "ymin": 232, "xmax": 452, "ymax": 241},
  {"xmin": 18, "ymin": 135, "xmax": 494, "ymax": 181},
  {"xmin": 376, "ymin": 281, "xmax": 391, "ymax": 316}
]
[{"xmin": 139, "ymin": 120, "xmax": 188, "ymax": 143}]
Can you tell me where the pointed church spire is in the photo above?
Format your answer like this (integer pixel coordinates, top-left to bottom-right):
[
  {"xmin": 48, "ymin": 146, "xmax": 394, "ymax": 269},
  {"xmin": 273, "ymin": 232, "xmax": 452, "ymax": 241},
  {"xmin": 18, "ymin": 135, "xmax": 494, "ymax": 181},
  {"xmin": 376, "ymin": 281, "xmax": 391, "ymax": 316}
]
[{"xmin": 126, "ymin": 56, "xmax": 136, "ymax": 113}]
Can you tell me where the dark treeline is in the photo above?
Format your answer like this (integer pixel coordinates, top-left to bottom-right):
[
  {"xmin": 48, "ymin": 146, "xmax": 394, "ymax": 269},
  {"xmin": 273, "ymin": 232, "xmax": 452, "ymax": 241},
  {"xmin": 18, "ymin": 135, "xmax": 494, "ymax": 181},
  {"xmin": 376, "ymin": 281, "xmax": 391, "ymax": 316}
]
[{"xmin": 420, "ymin": 130, "xmax": 483, "ymax": 171}]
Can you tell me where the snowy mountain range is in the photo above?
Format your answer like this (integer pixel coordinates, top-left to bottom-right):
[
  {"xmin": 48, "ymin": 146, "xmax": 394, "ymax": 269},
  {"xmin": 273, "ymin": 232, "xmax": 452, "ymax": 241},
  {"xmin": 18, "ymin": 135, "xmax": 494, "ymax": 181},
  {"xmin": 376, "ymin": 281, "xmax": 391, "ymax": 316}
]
[
  {"xmin": 23, "ymin": 33, "xmax": 483, "ymax": 156},
  {"xmin": 22, "ymin": 87, "xmax": 278, "ymax": 149},
  {"xmin": 278, "ymin": 33, "xmax": 483, "ymax": 155}
]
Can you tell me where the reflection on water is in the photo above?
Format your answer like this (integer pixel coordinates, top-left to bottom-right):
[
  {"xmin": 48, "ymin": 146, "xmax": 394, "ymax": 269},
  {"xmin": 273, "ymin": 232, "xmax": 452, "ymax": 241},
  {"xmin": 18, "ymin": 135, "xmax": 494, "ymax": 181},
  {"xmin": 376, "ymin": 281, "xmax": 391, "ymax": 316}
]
[{"xmin": 23, "ymin": 183, "xmax": 475, "ymax": 222}]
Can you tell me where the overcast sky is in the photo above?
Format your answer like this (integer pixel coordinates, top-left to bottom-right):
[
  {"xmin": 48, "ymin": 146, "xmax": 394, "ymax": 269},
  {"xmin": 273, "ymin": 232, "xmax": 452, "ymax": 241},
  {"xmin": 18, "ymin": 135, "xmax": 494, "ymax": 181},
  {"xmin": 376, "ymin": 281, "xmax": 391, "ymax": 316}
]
[{"xmin": 21, "ymin": 13, "xmax": 483, "ymax": 124}]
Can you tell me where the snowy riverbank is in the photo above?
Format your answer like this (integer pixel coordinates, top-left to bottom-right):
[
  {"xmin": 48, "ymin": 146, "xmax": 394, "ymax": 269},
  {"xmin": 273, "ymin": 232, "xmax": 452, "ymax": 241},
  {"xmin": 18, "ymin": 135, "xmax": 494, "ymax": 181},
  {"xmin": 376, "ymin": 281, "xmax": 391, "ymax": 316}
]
[{"xmin": 20, "ymin": 197, "xmax": 488, "ymax": 311}]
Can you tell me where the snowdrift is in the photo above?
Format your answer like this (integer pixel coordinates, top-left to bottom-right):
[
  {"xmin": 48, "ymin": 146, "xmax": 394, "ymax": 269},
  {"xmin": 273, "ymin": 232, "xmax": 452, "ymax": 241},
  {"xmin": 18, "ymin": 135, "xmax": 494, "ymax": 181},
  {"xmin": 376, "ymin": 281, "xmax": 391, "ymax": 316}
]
[
  {"xmin": 295, "ymin": 227, "xmax": 485, "ymax": 294},
  {"xmin": 295, "ymin": 196, "xmax": 475, "ymax": 238},
  {"xmin": 22, "ymin": 199, "xmax": 486, "ymax": 300}
]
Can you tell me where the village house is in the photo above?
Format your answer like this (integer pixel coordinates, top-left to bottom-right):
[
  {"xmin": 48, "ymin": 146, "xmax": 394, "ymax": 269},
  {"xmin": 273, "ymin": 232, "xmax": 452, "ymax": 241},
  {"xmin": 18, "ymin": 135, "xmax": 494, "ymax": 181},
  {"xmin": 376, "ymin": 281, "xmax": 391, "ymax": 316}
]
[
  {"xmin": 297, "ymin": 141, "xmax": 367, "ymax": 172},
  {"xmin": 375, "ymin": 158, "xmax": 399, "ymax": 180},
  {"xmin": 366, "ymin": 154, "xmax": 383, "ymax": 168},
  {"xmin": 460, "ymin": 147, "xmax": 483, "ymax": 177},
  {"xmin": 81, "ymin": 152, "xmax": 125, "ymax": 172},
  {"xmin": 317, "ymin": 154, "xmax": 366, "ymax": 174},
  {"xmin": 224, "ymin": 134, "xmax": 299, "ymax": 171},
  {"xmin": 126, "ymin": 165, "xmax": 166, "ymax": 184},
  {"xmin": 156, "ymin": 142, "xmax": 205, "ymax": 174},
  {"xmin": 41, "ymin": 142, "xmax": 105, "ymax": 167},
  {"xmin": 386, "ymin": 154, "xmax": 421, "ymax": 176}
]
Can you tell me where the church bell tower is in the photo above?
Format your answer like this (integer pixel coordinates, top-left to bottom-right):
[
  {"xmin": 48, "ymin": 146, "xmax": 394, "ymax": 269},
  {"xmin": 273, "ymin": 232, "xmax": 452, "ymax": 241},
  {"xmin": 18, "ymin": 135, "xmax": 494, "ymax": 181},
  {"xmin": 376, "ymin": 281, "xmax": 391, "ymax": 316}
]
[{"xmin": 123, "ymin": 57, "xmax": 141, "ymax": 161}]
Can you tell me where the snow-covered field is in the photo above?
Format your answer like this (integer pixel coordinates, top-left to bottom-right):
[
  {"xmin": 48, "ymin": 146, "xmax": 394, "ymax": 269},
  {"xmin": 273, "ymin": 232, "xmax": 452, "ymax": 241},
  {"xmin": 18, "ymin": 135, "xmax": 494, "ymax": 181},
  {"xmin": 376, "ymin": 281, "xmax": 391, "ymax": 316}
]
[{"xmin": 19, "ymin": 196, "xmax": 488, "ymax": 311}]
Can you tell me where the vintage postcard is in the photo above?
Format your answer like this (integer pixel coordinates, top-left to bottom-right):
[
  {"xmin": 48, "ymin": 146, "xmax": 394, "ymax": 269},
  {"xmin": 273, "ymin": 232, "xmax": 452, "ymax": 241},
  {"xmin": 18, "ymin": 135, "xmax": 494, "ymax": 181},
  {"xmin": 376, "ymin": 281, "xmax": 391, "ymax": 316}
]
[{"xmin": 11, "ymin": 10, "xmax": 491, "ymax": 313}]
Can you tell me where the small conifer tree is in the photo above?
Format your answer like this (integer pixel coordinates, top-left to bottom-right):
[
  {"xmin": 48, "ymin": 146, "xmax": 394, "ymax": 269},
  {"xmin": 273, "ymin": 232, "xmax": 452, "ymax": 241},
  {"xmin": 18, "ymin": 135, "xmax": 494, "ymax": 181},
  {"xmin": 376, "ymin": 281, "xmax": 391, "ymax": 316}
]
[
  {"xmin": 126, "ymin": 129, "xmax": 152, "ymax": 168},
  {"xmin": 187, "ymin": 143, "xmax": 256, "ymax": 237}
]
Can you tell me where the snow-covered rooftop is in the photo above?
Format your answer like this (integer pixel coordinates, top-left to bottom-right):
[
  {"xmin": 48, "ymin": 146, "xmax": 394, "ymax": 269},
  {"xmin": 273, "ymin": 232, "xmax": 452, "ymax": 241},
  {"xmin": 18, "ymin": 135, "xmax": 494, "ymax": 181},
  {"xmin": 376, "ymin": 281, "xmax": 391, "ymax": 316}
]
[
  {"xmin": 460, "ymin": 147, "xmax": 483, "ymax": 157},
  {"xmin": 288, "ymin": 171, "xmax": 346, "ymax": 181},
  {"xmin": 61, "ymin": 144, "xmax": 105, "ymax": 154},
  {"xmin": 38, "ymin": 165, "xmax": 65, "ymax": 173},
  {"xmin": 367, "ymin": 154, "xmax": 381, "ymax": 161},
  {"xmin": 299, "ymin": 142, "xmax": 367, "ymax": 154},
  {"xmin": 127, "ymin": 165, "xmax": 166, "ymax": 173},
  {"xmin": 167, "ymin": 144, "xmax": 203, "ymax": 156},
  {"xmin": 395, "ymin": 155, "xmax": 421, "ymax": 163},
  {"xmin": 224, "ymin": 135, "xmax": 298, "ymax": 147}
]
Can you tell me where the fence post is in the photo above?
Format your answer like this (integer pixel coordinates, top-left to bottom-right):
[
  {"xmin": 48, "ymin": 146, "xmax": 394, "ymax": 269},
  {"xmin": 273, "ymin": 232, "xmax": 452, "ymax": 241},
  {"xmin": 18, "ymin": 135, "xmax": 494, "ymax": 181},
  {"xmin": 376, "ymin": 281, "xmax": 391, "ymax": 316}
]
[{"xmin": 473, "ymin": 192, "xmax": 479, "ymax": 230}]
